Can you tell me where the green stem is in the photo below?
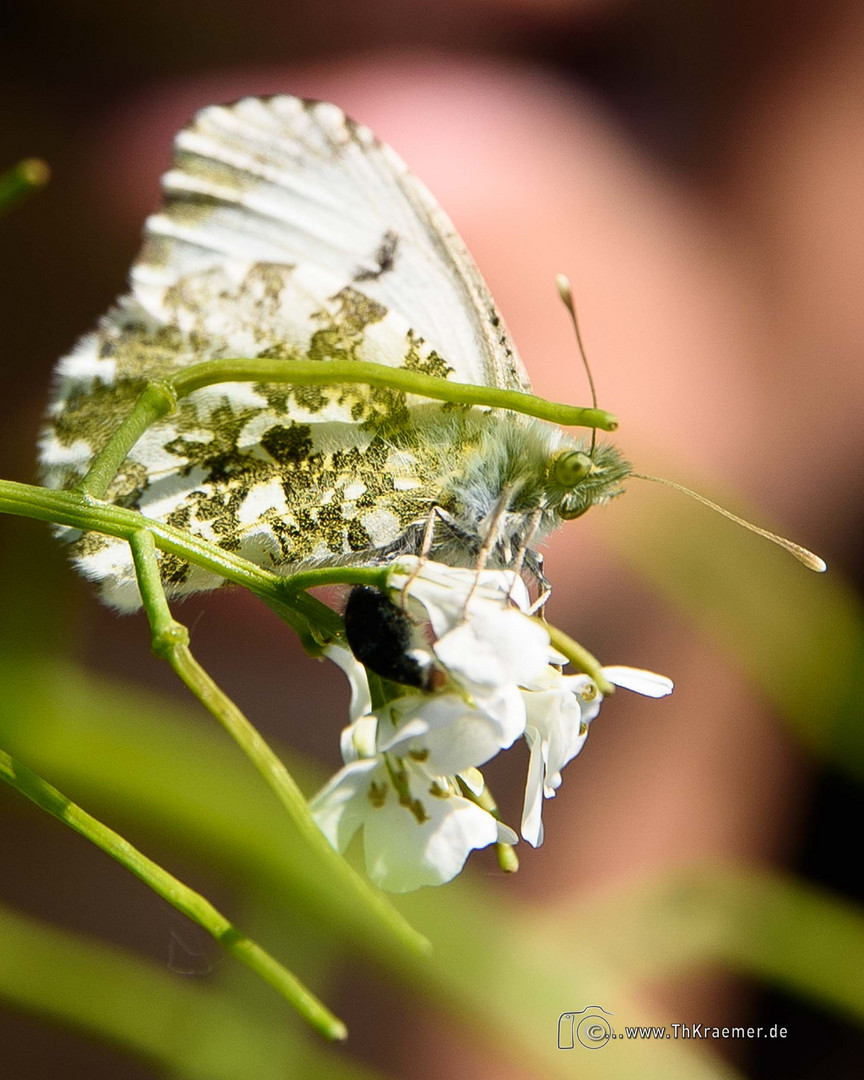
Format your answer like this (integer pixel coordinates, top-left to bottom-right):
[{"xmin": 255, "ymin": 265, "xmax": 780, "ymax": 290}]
[
  {"xmin": 542, "ymin": 621, "xmax": 613, "ymax": 696},
  {"xmin": 281, "ymin": 563, "xmax": 390, "ymax": 594},
  {"xmin": 0, "ymin": 480, "xmax": 342, "ymax": 646},
  {"xmin": 78, "ymin": 357, "xmax": 618, "ymax": 499},
  {"xmin": 0, "ymin": 746, "xmax": 347, "ymax": 1040},
  {"xmin": 75, "ymin": 382, "xmax": 176, "ymax": 500},
  {"xmin": 171, "ymin": 358, "xmax": 619, "ymax": 429},
  {"xmin": 0, "ymin": 158, "xmax": 50, "ymax": 217},
  {"xmin": 459, "ymin": 776, "xmax": 520, "ymax": 874},
  {"xmin": 128, "ymin": 530, "xmax": 430, "ymax": 959},
  {"xmin": 0, "ymin": 476, "xmax": 608, "ymax": 697},
  {"xmin": 0, "ymin": 474, "xmax": 612, "ymax": 696}
]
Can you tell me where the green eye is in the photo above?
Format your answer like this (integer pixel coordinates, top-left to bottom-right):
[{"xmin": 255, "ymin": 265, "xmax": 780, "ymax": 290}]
[{"xmin": 553, "ymin": 451, "xmax": 593, "ymax": 487}]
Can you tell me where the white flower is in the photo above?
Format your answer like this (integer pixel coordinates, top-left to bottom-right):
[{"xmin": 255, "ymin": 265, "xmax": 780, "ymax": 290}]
[
  {"xmin": 385, "ymin": 556, "xmax": 533, "ymax": 638},
  {"xmin": 520, "ymin": 666, "xmax": 673, "ymax": 847},
  {"xmin": 385, "ymin": 557, "xmax": 551, "ymax": 736},
  {"xmin": 310, "ymin": 753, "xmax": 514, "ymax": 893},
  {"xmin": 311, "ymin": 647, "xmax": 518, "ymax": 892},
  {"xmin": 317, "ymin": 569, "xmax": 675, "ymax": 888},
  {"xmin": 325, "ymin": 645, "xmax": 375, "ymax": 760}
]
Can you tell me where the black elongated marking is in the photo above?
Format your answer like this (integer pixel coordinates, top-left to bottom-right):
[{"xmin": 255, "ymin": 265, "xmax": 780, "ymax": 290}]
[
  {"xmin": 353, "ymin": 230, "xmax": 399, "ymax": 281},
  {"xmin": 344, "ymin": 586, "xmax": 431, "ymax": 689}
]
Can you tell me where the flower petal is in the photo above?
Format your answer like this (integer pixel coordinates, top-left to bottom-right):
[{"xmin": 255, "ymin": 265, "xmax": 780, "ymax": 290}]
[
  {"xmin": 434, "ymin": 611, "xmax": 550, "ymax": 697},
  {"xmin": 340, "ymin": 713, "xmax": 379, "ymax": 763},
  {"xmin": 603, "ymin": 665, "xmax": 674, "ymax": 697},
  {"xmin": 522, "ymin": 678, "xmax": 595, "ymax": 783},
  {"xmin": 384, "ymin": 691, "xmax": 519, "ymax": 774},
  {"xmin": 496, "ymin": 820, "xmax": 519, "ymax": 845},
  {"xmin": 361, "ymin": 777, "xmax": 501, "ymax": 892},
  {"xmin": 308, "ymin": 757, "xmax": 382, "ymax": 853},
  {"xmin": 324, "ymin": 644, "xmax": 372, "ymax": 722},
  {"xmin": 386, "ymin": 557, "xmax": 530, "ymax": 638},
  {"xmin": 520, "ymin": 727, "xmax": 546, "ymax": 848},
  {"xmin": 458, "ymin": 767, "xmax": 485, "ymax": 797}
]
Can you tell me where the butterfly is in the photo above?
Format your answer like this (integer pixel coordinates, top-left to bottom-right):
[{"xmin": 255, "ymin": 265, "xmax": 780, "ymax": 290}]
[{"xmin": 39, "ymin": 95, "xmax": 631, "ymax": 618}]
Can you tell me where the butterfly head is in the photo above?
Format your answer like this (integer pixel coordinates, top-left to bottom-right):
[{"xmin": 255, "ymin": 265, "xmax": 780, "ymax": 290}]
[{"xmin": 547, "ymin": 440, "xmax": 632, "ymax": 520}]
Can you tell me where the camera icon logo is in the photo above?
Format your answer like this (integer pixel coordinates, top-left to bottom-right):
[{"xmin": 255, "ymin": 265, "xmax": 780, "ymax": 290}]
[{"xmin": 558, "ymin": 1006, "xmax": 615, "ymax": 1049}]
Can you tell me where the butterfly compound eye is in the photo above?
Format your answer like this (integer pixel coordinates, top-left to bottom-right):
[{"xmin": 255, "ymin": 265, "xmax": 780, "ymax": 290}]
[{"xmin": 553, "ymin": 451, "xmax": 593, "ymax": 488}]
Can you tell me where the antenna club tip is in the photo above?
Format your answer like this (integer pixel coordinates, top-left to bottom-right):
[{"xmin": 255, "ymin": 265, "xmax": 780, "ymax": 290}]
[
  {"xmin": 634, "ymin": 472, "xmax": 830, "ymax": 574},
  {"xmin": 555, "ymin": 273, "xmax": 573, "ymax": 304}
]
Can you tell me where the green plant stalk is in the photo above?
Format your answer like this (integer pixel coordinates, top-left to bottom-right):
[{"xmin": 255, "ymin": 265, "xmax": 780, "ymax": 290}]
[
  {"xmin": 542, "ymin": 621, "xmax": 613, "ymax": 695},
  {"xmin": 460, "ymin": 777, "xmax": 519, "ymax": 875},
  {"xmin": 0, "ymin": 901, "xmax": 302, "ymax": 1080},
  {"xmin": 128, "ymin": 530, "xmax": 429, "ymax": 958},
  {"xmin": 279, "ymin": 562, "xmax": 391, "ymax": 594},
  {"xmin": 77, "ymin": 357, "xmax": 618, "ymax": 499},
  {"xmin": 0, "ymin": 746, "xmax": 347, "ymax": 1041},
  {"xmin": 1, "ymin": 478, "xmax": 602, "ymax": 953},
  {"xmin": 76, "ymin": 381, "xmax": 177, "ymax": 501},
  {"xmin": 0, "ymin": 479, "xmax": 380, "ymax": 645},
  {"xmin": 0, "ymin": 477, "xmax": 609, "ymax": 688},
  {"xmin": 170, "ymin": 358, "xmax": 619, "ymax": 427}
]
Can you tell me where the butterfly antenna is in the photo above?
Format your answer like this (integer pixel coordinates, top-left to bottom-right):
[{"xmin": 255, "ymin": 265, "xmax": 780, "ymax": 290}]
[
  {"xmin": 556, "ymin": 274, "xmax": 598, "ymax": 454},
  {"xmin": 631, "ymin": 472, "xmax": 827, "ymax": 572}
]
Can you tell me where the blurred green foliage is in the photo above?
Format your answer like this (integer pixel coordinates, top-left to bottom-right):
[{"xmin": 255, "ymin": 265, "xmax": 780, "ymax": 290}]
[
  {"xmin": 611, "ymin": 483, "xmax": 864, "ymax": 777},
  {"xmin": 1, "ymin": 609, "xmax": 863, "ymax": 1078}
]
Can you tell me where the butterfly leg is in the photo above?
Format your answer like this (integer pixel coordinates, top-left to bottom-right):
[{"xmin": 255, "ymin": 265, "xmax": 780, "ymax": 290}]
[
  {"xmin": 513, "ymin": 531, "xmax": 552, "ymax": 616},
  {"xmin": 512, "ymin": 543, "xmax": 551, "ymax": 624},
  {"xmin": 509, "ymin": 507, "xmax": 542, "ymax": 579},
  {"xmin": 508, "ymin": 506, "xmax": 545, "ymax": 609},
  {"xmin": 398, "ymin": 504, "xmax": 451, "ymax": 612},
  {"xmin": 461, "ymin": 483, "xmax": 516, "ymax": 615},
  {"xmin": 527, "ymin": 586, "xmax": 553, "ymax": 617}
]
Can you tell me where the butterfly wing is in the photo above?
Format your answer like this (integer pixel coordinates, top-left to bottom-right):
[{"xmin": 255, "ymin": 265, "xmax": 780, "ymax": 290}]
[
  {"xmin": 135, "ymin": 96, "xmax": 529, "ymax": 393},
  {"xmin": 40, "ymin": 96, "xmax": 529, "ymax": 609}
]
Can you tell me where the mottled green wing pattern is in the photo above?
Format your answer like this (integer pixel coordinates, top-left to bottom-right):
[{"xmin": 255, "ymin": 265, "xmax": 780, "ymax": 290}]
[{"xmin": 39, "ymin": 96, "xmax": 531, "ymax": 609}]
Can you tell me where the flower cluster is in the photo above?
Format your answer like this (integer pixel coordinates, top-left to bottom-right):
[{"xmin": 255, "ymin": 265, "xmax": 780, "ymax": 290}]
[{"xmin": 309, "ymin": 557, "xmax": 672, "ymax": 892}]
